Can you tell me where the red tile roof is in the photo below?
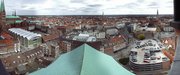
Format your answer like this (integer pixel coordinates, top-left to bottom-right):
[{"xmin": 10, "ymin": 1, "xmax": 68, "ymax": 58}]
[
  {"xmin": 0, "ymin": 32, "xmax": 14, "ymax": 47},
  {"xmin": 109, "ymin": 35, "xmax": 125, "ymax": 43},
  {"xmin": 1, "ymin": 33, "xmax": 13, "ymax": 40},
  {"xmin": 42, "ymin": 34, "xmax": 59, "ymax": 42}
]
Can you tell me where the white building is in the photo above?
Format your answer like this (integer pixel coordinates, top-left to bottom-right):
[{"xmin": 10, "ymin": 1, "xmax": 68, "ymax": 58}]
[
  {"xmin": 96, "ymin": 32, "xmax": 106, "ymax": 39},
  {"xmin": 9, "ymin": 28, "xmax": 42, "ymax": 50},
  {"xmin": 73, "ymin": 34, "xmax": 97, "ymax": 42}
]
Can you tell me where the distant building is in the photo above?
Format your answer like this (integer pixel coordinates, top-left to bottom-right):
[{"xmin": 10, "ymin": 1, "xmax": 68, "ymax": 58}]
[
  {"xmin": 129, "ymin": 39, "xmax": 170, "ymax": 72},
  {"xmin": 96, "ymin": 32, "xmax": 105, "ymax": 39},
  {"xmin": 72, "ymin": 34, "xmax": 97, "ymax": 42},
  {"xmin": 103, "ymin": 34, "xmax": 128, "ymax": 55},
  {"xmin": 42, "ymin": 34, "xmax": 59, "ymax": 43},
  {"xmin": 59, "ymin": 41, "xmax": 71, "ymax": 52},
  {"xmin": 41, "ymin": 42, "xmax": 60, "ymax": 58},
  {"xmin": 9, "ymin": 28, "xmax": 42, "ymax": 50},
  {"xmin": 6, "ymin": 15, "xmax": 21, "ymax": 25},
  {"xmin": 2, "ymin": 47, "xmax": 44, "ymax": 74},
  {"xmin": 135, "ymin": 26, "xmax": 157, "ymax": 39},
  {"xmin": 0, "ymin": 32, "xmax": 20, "ymax": 54},
  {"xmin": 106, "ymin": 28, "xmax": 118, "ymax": 35},
  {"xmin": 163, "ymin": 26, "xmax": 174, "ymax": 32},
  {"xmin": 126, "ymin": 24, "xmax": 137, "ymax": 33},
  {"xmin": 137, "ymin": 26, "xmax": 157, "ymax": 32}
]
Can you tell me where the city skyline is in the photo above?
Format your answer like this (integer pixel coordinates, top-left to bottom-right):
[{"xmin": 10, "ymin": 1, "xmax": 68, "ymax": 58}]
[{"xmin": 5, "ymin": 0, "xmax": 173, "ymax": 15}]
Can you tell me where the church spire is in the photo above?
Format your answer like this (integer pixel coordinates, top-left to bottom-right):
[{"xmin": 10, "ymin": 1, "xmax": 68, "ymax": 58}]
[
  {"xmin": 13, "ymin": 10, "xmax": 16, "ymax": 16},
  {"xmin": 0, "ymin": 0, "xmax": 5, "ymax": 12},
  {"xmin": 157, "ymin": 9, "xmax": 159, "ymax": 16}
]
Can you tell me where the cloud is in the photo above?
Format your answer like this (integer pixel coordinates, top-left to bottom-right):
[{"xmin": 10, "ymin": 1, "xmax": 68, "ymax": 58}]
[
  {"xmin": 70, "ymin": 0, "xmax": 85, "ymax": 3},
  {"xmin": 148, "ymin": 2, "xmax": 158, "ymax": 6},
  {"xmin": 87, "ymin": 4, "xmax": 102, "ymax": 8},
  {"xmin": 20, "ymin": 0, "xmax": 46, "ymax": 4},
  {"xmin": 5, "ymin": 0, "xmax": 173, "ymax": 15},
  {"xmin": 17, "ymin": 10, "xmax": 37, "ymax": 15},
  {"xmin": 123, "ymin": 2, "xmax": 139, "ymax": 9}
]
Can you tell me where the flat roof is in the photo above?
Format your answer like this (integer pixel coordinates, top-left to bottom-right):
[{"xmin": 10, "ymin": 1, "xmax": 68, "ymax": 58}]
[
  {"xmin": 130, "ymin": 39, "xmax": 169, "ymax": 64},
  {"xmin": 9, "ymin": 28, "xmax": 41, "ymax": 40}
]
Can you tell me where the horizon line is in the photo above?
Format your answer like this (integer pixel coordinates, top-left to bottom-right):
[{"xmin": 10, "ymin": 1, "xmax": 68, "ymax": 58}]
[{"xmin": 7, "ymin": 14, "xmax": 173, "ymax": 16}]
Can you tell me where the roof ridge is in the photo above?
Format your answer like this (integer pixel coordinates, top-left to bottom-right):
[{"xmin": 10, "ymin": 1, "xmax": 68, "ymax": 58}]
[{"xmin": 80, "ymin": 44, "xmax": 87, "ymax": 75}]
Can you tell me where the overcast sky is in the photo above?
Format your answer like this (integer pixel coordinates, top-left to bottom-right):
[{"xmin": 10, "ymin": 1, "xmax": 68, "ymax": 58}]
[{"xmin": 5, "ymin": 0, "xmax": 173, "ymax": 15}]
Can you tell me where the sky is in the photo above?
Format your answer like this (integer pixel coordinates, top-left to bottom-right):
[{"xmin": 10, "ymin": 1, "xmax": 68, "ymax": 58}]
[{"xmin": 4, "ymin": 0, "xmax": 173, "ymax": 15}]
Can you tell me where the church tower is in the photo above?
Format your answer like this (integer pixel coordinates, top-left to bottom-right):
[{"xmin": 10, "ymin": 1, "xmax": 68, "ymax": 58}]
[
  {"xmin": 0, "ymin": 0, "xmax": 6, "ymax": 34},
  {"xmin": 156, "ymin": 9, "xmax": 159, "ymax": 18}
]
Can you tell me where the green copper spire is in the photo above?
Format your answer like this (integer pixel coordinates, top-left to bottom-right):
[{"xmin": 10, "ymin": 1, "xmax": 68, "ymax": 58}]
[
  {"xmin": 2, "ymin": 0, "xmax": 5, "ymax": 12},
  {"xmin": 0, "ymin": 0, "xmax": 5, "ymax": 12},
  {"xmin": 30, "ymin": 44, "xmax": 135, "ymax": 75}
]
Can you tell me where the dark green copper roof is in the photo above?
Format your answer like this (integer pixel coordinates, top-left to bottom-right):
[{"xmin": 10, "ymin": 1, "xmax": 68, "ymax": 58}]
[{"xmin": 6, "ymin": 15, "xmax": 20, "ymax": 19}]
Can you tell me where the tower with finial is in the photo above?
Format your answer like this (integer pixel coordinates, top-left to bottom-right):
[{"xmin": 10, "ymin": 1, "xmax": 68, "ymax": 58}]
[
  {"xmin": 157, "ymin": 9, "xmax": 159, "ymax": 18},
  {"xmin": 101, "ymin": 11, "xmax": 104, "ymax": 25},
  {"xmin": 13, "ymin": 10, "xmax": 16, "ymax": 16},
  {"xmin": 102, "ymin": 11, "xmax": 104, "ymax": 16},
  {"xmin": 0, "ymin": 0, "xmax": 6, "ymax": 34}
]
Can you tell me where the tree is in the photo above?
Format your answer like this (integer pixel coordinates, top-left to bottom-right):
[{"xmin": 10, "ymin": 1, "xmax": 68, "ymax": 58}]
[
  {"xmin": 137, "ymin": 34, "xmax": 145, "ymax": 40},
  {"xmin": 119, "ymin": 58, "xmax": 129, "ymax": 65}
]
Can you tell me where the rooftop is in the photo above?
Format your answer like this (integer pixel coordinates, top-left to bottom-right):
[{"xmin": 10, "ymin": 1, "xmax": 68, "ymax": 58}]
[
  {"xmin": 0, "ymin": 33, "xmax": 14, "ymax": 47},
  {"xmin": 130, "ymin": 39, "xmax": 169, "ymax": 64},
  {"xmin": 9, "ymin": 28, "xmax": 41, "ymax": 40},
  {"xmin": 42, "ymin": 34, "xmax": 59, "ymax": 42},
  {"xmin": 6, "ymin": 15, "xmax": 20, "ymax": 19},
  {"xmin": 160, "ymin": 32, "xmax": 176, "ymax": 38},
  {"xmin": 1, "ymin": 47, "xmax": 43, "ymax": 72},
  {"xmin": 30, "ymin": 44, "xmax": 134, "ymax": 75},
  {"xmin": 0, "ymin": 36, "xmax": 4, "ymax": 40},
  {"xmin": 137, "ymin": 26, "xmax": 157, "ymax": 32},
  {"xmin": 72, "ymin": 34, "xmax": 97, "ymax": 42}
]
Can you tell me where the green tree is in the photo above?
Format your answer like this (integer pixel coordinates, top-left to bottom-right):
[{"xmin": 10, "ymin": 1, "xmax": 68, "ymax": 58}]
[{"xmin": 137, "ymin": 34, "xmax": 145, "ymax": 40}]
